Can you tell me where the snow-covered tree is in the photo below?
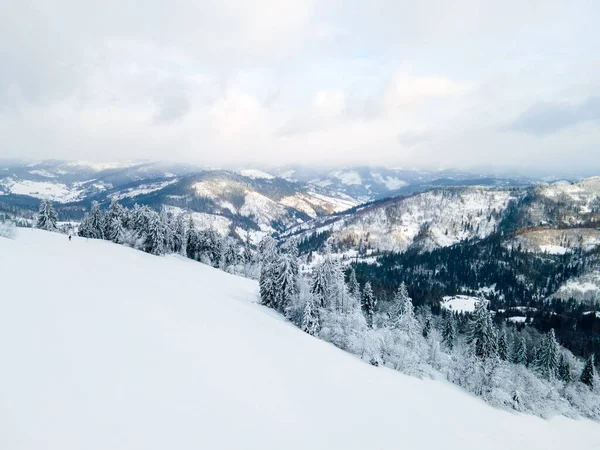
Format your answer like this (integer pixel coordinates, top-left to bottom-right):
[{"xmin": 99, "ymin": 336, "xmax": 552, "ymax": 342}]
[
  {"xmin": 362, "ymin": 281, "xmax": 376, "ymax": 328},
  {"xmin": 347, "ymin": 267, "xmax": 361, "ymax": 302},
  {"xmin": 537, "ymin": 329, "xmax": 559, "ymax": 379},
  {"xmin": 558, "ymin": 353, "xmax": 573, "ymax": 383},
  {"xmin": 468, "ymin": 300, "xmax": 497, "ymax": 359},
  {"xmin": 580, "ymin": 355, "xmax": 595, "ymax": 389},
  {"xmin": 389, "ymin": 283, "xmax": 418, "ymax": 338},
  {"xmin": 442, "ymin": 313, "xmax": 456, "ymax": 351},
  {"xmin": 275, "ymin": 247, "xmax": 299, "ymax": 313},
  {"xmin": 172, "ymin": 214, "xmax": 188, "ymax": 256},
  {"xmin": 36, "ymin": 199, "xmax": 58, "ymax": 231},
  {"xmin": 512, "ymin": 336, "xmax": 527, "ymax": 365},
  {"xmin": 498, "ymin": 329, "xmax": 509, "ymax": 362},
  {"xmin": 259, "ymin": 258, "xmax": 279, "ymax": 308},
  {"xmin": 104, "ymin": 200, "xmax": 126, "ymax": 243},
  {"xmin": 301, "ymin": 291, "xmax": 320, "ymax": 336}
]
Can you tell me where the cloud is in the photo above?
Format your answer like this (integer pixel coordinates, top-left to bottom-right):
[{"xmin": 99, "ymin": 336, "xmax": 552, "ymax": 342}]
[
  {"xmin": 0, "ymin": 0, "xmax": 599, "ymax": 175},
  {"xmin": 510, "ymin": 97, "xmax": 600, "ymax": 135}
]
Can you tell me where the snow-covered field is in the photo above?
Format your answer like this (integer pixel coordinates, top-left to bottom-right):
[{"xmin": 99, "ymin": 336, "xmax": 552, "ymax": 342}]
[
  {"xmin": 1, "ymin": 229, "xmax": 599, "ymax": 450},
  {"xmin": 441, "ymin": 295, "xmax": 481, "ymax": 313}
]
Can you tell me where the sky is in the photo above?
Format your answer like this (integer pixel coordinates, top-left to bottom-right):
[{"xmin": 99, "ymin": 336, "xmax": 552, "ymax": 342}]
[{"xmin": 1, "ymin": 0, "xmax": 599, "ymax": 175}]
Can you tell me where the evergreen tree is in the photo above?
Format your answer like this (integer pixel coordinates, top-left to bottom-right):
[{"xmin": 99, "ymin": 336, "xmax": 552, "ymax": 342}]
[
  {"xmin": 537, "ymin": 328, "xmax": 559, "ymax": 379},
  {"xmin": 558, "ymin": 353, "xmax": 572, "ymax": 383},
  {"xmin": 347, "ymin": 268, "xmax": 361, "ymax": 301},
  {"xmin": 301, "ymin": 292, "xmax": 320, "ymax": 336},
  {"xmin": 104, "ymin": 200, "xmax": 125, "ymax": 243},
  {"xmin": 276, "ymin": 248, "xmax": 299, "ymax": 313},
  {"xmin": 36, "ymin": 199, "xmax": 58, "ymax": 231},
  {"xmin": 259, "ymin": 260, "xmax": 278, "ymax": 308},
  {"xmin": 390, "ymin": 283, "xmax": 418, "ymax": 338},
  {"xmin": 362, "ymin": 281, "xmax": 376, "ymax": 328},
  {"xmin": 89, "ymin": 201, "xmax": 105, "ymax": 239},
  {"xmin": 580, "ymin": 355, "xmax": 595, "ymax": 389},
  {"xmin": 442, "ymin": 313, "xmax": 455, "ymax": 350},
  {"xmin": 143, "ymin": 209, "xmax": 166, "ymax": 255},
  {"xmin": 468, "ymin": 300, "xmax": 497, "ymax": 359},
  {"xmin": 310, "ymin": 260, "xmax": 330, "ymax": 308},
  {"xmin": 498, "ymin": 329, "xmax": 509, "ymax": 361},
  {"xmin": 172, "ymin": 214, "xmax": 188, "ymax": 256},
  {"xmin": 421, "ymin": 307, "xmax": 432, "ymax": 339}
]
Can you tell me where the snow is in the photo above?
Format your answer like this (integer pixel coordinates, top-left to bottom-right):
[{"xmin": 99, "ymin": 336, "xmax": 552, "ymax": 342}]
[
  {"xmin": 2, "ymin": 229, "xmax": 599, "ymax": 449},
  {"xmin": 583, "ymin": 311, "xmax": 600, "ymax": 319},
  {"xmin": 333, "ymin": 170, "xmax": 362, "ymax": 185},
  {"xmin": 4, "ymin": 231, "xmax": 600, "ymax": 446},
  {"xmin": 0, "ymin": 178, "xmax": 84, "ymax": 202},
  {"xmin": 540, "ymin": 244, "xmax": 568, "ymax": 255},
  {"xmin": 552, "ymin": 272, "xmax": 600, "ymax": 303},
  {"xmin": 239, "ymin": 169, "xmax": 275, "ymax": 180},
  {"xmin": 508, "ymin": 316, "xmax": 528, "ymax": 324},
  {"xmin": 371, "ymin": 172, "xmax": 407, "ymax": 190},
  {"xmin": 28, "ymin": 169, "xmax": 57, "ymax": 178},
  {"xmin": 110, "ymin": 179, "xmax": 178, "ymax": 200},
  {"xmin": 66, "ymin": 161, "xmax": 139, "ymax": 171},
  {"xmin": 441, "ymin": 295, "xmax": 481, "ymax": 313}
]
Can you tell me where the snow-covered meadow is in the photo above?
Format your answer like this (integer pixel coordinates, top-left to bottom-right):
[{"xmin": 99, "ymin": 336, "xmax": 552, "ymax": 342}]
[{"xmin": 1, "ymin": 229, "xmax": 599, "ymax": 449}]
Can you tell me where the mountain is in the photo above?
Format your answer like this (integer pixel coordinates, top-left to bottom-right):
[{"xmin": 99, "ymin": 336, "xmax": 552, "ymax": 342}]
[
  {"xmin": 271, "ymin": 165, "xmax": 536, "ymax": 202},
  {"xmin": 284, "ymin": 178, "xmax": 600, "ymax": 256},
  {"xmin": 0, "ymin": 161, "xmax": 357, "ymax": 240},
  {"xmin": 2, "ymin": 228, "xmax": 598, "ymax": 449}
]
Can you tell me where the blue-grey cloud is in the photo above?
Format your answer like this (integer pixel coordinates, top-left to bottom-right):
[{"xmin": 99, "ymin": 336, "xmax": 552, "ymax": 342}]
[
  {"xmin": 153, "ymin": 96, "xmax": 191, "ymax": 124},
  {"xmin": 510, "ymin": 97, "xmax": 600, "ymax": 136}
]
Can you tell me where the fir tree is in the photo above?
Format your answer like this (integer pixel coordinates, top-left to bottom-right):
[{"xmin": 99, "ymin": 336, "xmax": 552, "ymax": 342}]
[
  {"xmin": 172, "ymin": 214, "xmax": 188, "ymax": 256},
  {"xmin": 421, "ymin": 306, "xmax": 432, "ymax": 339},
  {"xmin": 498, "ymin": 329, "xmax": 509, "ymax": 361},
  {"xmin": 347, "ymin": 268, "xmax": 361, "ymax": 302},
  {"xmin": 276, "ymin": 248, "xmax": 299, "ymax": 313},
  {"xmin": 442, "ymin": 313, "xmax": 455, "ymax": 350},
  {"xmin": 104, "ymin": 200, "xmax": 125, "ymax": 243},
  {"xmin": 362, "ymin": 281, "xmax": 376, "ymax": 328},
  {"xmin": 390, "ymin": 283, "xmax": 418, "ymax": 338},
  {"xmin": 468, "ymin": 300, "xmax": 497, "ymax": 359},
  {"xmin": 301, "ymin": 293, "xmax": 320, "ymax": 336},
  {"xmin": 558, "ymin": 353, "xmax": 572, "ymax": 383},
  {"xmin": 537, "ymin": 329, "xmax": 559, "ymax": 379},
  {"xmin": 259, "ymin": 259, "xmax": 279, "ymax": 309},
  {"xmin": 580, "ymin": 355, "xmax": 595, "ymax": 389},
  {"xmin": 36, "ymin": 199, "xmax": 58, "ymax": 231},
  {"xmin": 88, "ymin": 201, "xmax": 105, "ymax": 239}
]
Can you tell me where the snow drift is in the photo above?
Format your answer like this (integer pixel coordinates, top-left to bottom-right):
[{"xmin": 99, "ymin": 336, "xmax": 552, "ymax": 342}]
[{"xmin": 1, "ymin": 229, "xmax": 598, "ymax": 450}]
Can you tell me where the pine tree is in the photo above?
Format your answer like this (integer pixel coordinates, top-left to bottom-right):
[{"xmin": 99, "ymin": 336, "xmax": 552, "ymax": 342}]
[
  {"xmin": 421, "ymin": 306, "xmax": 432, "ymax": 339},
  {"xmin": 537, "ymin": 329, "xmax": 559, "ymax": 379},
  {"xmin": 580, "ymin": 355, "xmax": 595, "ymax": 389},
  {"xmin": 104, "ymin": 200, "xmax": 125, "ymax": 243},
  {"xmin": 390, "ymin": 283, "xmax": 418, "ymax": 338},
  {"xmin": 442, "ymin": 313, "xmax": 455, "ymax": 350},
  {"xmin": 276, "ymin": 248, "xmax": 299, "ymax": 313},
  {"xmin": 144, "ymin": 209, "xmax": 166, "ymax": 255},
  {"xmin": 259, "ymin": 260, "xmax": 278, "ymax": 308},
  {"xmin": 468, "ymin": 300, "xmax": 497, "ymax": 359},
  {"xmin": 558, "ymin": 353, "xmax": 572, "ymax": 383},
  {"xmin": 36, "ymin": 199, "xmax": 58, "ymax": 231},
  {"xmin": 348, "ymin": 268, "xmax": 361, "ymax": 302},
  {"xmin": 172, "ymin": 214, "xmax": 188, "ymax": 256},
  {"xmin": 362, "ymin": 281, "xmax": 376, "ymax": 328},
  {"xmin": 498, "ymin": 329, "xmax": 509, "ymax": 361},
  {"xmin": 89, "ymin": 201, "xmax": 105, "ymax": 239},
  {"xmin": 301, "ymin": 292, "xmax": 320, "ymax": 336},
  {"xmin": 310, "ymin": 260, "xmax": 330, "ymax": 308}
]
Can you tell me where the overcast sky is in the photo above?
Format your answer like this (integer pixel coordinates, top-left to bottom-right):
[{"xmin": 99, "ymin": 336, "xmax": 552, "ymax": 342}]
[{"xmin": 1, "ymin": 0, "xmax": 599, "ymax": 174}]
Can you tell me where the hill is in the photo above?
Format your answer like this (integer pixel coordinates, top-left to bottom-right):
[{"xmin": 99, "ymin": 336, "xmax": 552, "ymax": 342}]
[{"xmin": 1, "ymin": 229, "xmax": 599, "ymax": 449}]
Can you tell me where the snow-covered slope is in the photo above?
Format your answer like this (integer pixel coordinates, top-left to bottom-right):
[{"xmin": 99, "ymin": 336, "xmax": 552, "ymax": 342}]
[
  {"xmin": 551, "ymin": 271, "xmax": 600, "ymax": 303},
  {"xmin": 285, "ymin": 187, "xmax": 515, "ymax": 253},
  {"xmin": 2, "ymin": 229, "xmax": 598, "ymax": 449}
]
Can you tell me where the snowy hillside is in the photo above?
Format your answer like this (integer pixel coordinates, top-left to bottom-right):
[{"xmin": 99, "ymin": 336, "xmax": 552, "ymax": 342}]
[
  {"xmin": 552, "ymin": 272, "xmax": 600, "ymax": 303},
  {"xmin": 508, "ymin": 228, "xmax": 600, "ymax": 255},
  {"xmin": 286, "ymin": 187, "xmax": 515, "ymax": 253},
  {"xmin": 1, "ymin": 229, "xmax": 598, "ymax": 449}
]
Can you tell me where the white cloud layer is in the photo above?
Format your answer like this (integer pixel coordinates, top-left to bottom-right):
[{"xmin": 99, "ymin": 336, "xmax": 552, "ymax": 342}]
[{"xmin": 1, "ymin": 0, "xmax": 599, "ymax": 175}]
